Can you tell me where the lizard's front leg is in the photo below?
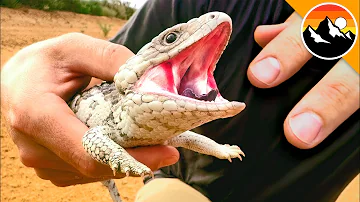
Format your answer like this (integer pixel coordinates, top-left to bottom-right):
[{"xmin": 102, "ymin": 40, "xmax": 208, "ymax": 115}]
[
  {"xmin": 83, "ymin": 126, "xmax": 152, "ymax": 202},
  {"xmin": 165, "ymin": 131, "xmax": 245, "ymax": 162},
  {"xmin": 82, "ymin": 126, "xmax": 152, "ymax": 176}
]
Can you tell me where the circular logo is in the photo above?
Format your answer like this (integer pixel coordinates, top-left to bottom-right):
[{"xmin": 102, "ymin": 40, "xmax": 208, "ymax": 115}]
[{"xmin": 301, "ymin": 3, "xmax": 358, "ymax": 60}]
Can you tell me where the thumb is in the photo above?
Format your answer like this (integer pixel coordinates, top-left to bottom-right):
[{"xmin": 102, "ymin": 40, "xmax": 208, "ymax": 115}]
[{"xmin": 45, "ymin": 33, "xmax": 134, "ymax": 81}]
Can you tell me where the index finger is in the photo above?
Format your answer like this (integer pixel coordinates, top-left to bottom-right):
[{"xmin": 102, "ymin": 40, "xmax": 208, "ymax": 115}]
[
  {"xmin": 247, "ymin": 12, "xmax": 312, "ymax": 88},
  {"xmin": 284, "ymin": 59, "xmax": 359, "ymax": 149}
]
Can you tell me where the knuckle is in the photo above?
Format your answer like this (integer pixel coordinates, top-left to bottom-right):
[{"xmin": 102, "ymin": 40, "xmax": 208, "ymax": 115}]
[
  {"xmin": 284, "ymin": 34, "xmax": 308, "ymax": 58},
  {"xmin": 7, "ymin": 108, "xmax": 27, "ymax": 132},
  {"xmin": 104, "ymin": 43, "xmax": 133, "ymax": 69},
  {"xmin": 321, "ymin": 81, "xmax": 352, "ymax": 108},
  {"xmin": 6, "ymin": 108, "xmax": 34, "ymax": 142},
  {"xmin": 102, "ymin": 43, "xmax": 119, "ymax": 64},
  {"xmin": 56, "ymin": 32, "xmax": 90, "ymax": 48},
  {"xmin": 19, "ymin": 149, "xmax": 38, "ymax": 168},
  {"xmin": 39, "ymin": 43, "xmax": 66, "ymax": 64},
  {"xmin": 60, "ymin": 32, "xmax": 86, "ymax": 40},
  {"xmin": 53, "ymin": 33, "xmax": 87, "ymax": 47},
  {"xmin": 40, "ymin": 32, "xmax": 86, "ymax": 63}
]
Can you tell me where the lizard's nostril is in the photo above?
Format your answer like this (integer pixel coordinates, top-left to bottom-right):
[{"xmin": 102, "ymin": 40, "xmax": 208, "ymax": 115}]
[{"xmin": 210, "ymin": 14, "xmax": 215, "ymax": 19}]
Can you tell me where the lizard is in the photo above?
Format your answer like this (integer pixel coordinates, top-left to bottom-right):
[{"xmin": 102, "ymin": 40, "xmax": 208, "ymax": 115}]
[{"xmin": 69, "ymin": 12, "xmax": 246, "ymax": 202}]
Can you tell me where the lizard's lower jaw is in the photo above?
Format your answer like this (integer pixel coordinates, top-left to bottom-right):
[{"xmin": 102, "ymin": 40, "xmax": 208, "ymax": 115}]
[{"xmin": 134, "ymin": 22, "xmax": 231, "ymax": 103}]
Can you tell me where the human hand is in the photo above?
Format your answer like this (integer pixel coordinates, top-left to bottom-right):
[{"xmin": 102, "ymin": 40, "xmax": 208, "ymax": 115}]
[
  {"xmin": 1, "ymin": 33, "xmax": 179, "ymax": 186},
  {"xmin": 247, "ymin": 13, "xmax": 359, "ymax": 149}
]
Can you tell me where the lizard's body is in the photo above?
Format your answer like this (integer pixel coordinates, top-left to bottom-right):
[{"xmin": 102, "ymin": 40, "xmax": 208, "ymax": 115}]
[{"xmin": 70, "ymin": 12, "xmax": 246, "ymax": 202}]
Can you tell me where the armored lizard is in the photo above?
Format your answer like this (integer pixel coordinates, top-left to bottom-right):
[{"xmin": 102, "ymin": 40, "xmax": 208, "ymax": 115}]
[{"xmin": 69, "ymin": 12, "xmax": 246, "ymax": 202}]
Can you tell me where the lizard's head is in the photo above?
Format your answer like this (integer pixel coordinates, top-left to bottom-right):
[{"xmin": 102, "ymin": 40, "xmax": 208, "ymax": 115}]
[{"xmin": 115, "ymin": 12, "xmax": 245, "ymax": 138}]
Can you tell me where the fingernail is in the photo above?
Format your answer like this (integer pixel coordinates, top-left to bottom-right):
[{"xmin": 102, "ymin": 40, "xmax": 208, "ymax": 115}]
[
  {"xmin": 159, "ymin": 156, "xmax": 178, "ymax": 167},
  {"xmin": 289, "ymin": 112, "xmax": 323, "ymax": 144},
  {"xmin": 251, "ymin": 57, "xmax": 280, "ymax": 85}
]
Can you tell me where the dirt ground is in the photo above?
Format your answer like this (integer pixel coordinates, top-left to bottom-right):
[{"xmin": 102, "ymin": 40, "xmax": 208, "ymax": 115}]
[{"xmin": 1, "ymin": 7, "xmax": 359, "ymax": 202}]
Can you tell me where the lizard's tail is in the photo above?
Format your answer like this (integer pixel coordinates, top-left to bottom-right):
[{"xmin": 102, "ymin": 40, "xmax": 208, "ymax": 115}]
[{"xmin": 102, "ymin": 179, "xmax": 122, "ymax": 202}]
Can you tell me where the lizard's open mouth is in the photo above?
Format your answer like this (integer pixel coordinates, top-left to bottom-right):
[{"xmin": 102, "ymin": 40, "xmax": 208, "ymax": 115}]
[{"xmin": 135, "ymin": 22, "xmax": 231, "ymax": 103}]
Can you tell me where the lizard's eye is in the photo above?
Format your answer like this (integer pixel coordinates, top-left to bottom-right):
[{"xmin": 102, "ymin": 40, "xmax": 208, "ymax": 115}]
[{"xmin": 165, "ymin": 32, "xmax": 178, "ymax": 44}]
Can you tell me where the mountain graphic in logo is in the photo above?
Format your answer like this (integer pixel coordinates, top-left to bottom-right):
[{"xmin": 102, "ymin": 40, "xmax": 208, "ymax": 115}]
[
  {"xmin": 301, "ymin": 3, "xmax": 358, "ymax": 60},
  {"xmin": 303, "ymin": 16, "xmax": 356, "ymax": 58}
]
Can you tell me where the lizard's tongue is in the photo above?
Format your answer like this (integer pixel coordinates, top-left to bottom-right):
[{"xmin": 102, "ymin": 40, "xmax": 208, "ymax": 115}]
[
  {"xmin": 181, "ymin": 88, "xmax": 218, "ymax": 101},
  {"xmin": 135, "ymin": 23, "xmax": 229, "ymax": 102}
]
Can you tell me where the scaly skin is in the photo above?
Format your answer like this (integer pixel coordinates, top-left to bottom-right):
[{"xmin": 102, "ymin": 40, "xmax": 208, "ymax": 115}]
[{"xmin": 69, "ymin": 12, "xmax": 246, "ymax": 202}]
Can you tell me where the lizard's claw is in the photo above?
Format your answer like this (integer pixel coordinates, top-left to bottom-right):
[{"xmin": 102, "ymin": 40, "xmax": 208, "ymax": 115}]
[
  {"xmin": 109, "ymin": 155, "xmax": 152, "ymax": 178},
  {"xmin": 110, "ymin": 163, "xmax": 120, "ymax": 176},
  {"xmin": 218, "ymin": 144, "xmax": 245, "ymax": 162},
  {"xmin": 141, "ymin": 171, "xmax": 154, "ymax": 179}
]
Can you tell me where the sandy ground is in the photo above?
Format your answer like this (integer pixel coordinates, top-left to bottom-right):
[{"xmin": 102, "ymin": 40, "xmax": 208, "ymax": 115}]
[{"xmin": 1, "ymin": 7, "xmax": 359, "ymax": 202}]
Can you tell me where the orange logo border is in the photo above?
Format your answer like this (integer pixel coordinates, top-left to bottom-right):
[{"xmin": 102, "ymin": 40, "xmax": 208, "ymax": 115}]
[{"xmin": 300, "ymin": 2, "xmax": 358, "ymax": 60}]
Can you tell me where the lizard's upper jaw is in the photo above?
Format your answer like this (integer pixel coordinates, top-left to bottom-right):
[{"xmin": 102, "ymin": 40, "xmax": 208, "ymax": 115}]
[
  {"xmin": 135, "ymin": 22, "xmax": 232, "ymax": 103},
  {"xmin": 132, "ymin": 20, "xmax": 245, "ymax": 117}
]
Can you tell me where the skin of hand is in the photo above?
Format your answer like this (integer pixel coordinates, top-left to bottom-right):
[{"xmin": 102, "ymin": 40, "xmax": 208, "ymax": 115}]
[
  {"xmin": 1, "ymin": 33, "xmax": 179, "ymax": 186},
  {"xmin": 248, "ymin": 13, "xmax": 360, "ymax": 149}
]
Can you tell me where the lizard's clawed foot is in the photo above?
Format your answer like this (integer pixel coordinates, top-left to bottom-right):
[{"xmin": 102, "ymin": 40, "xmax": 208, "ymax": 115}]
[
  {"xmin": 140, "ymin": 171, "xmax": 154, "ymax": 179},
  {"xmin": 218, "ymin": 144, "xmax": 245, "ymax": 162},
  {"xmin": 109, "ymin": 156, "xmax": 152, "ymax": 177}
]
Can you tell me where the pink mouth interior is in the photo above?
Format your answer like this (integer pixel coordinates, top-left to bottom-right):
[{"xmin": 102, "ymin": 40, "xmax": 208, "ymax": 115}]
[{"xmin": 135, "ymin": 23, "xmax": 230, "ymax": 102}]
